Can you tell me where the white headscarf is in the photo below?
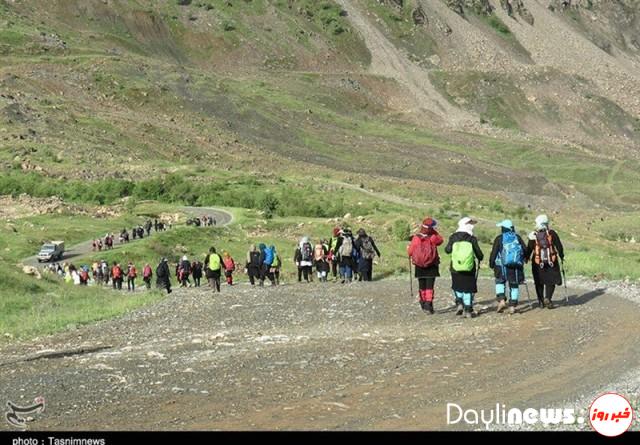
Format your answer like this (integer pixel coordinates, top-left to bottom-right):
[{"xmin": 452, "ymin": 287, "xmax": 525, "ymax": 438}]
[
  {"xmin": 535, "ymin": 214, "xmax": 549, "ymax": 231},
  {"xmin": 457, "ymin": 217, "xmax": 476, "ymax": 236},
  {"xmin": 300, "ymin": 236, "xmax": 309, "ymax": 248}
]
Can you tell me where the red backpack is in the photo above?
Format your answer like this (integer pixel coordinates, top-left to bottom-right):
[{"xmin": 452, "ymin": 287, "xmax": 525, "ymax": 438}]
[{"xmin": 411, "ymin": 235, "xmax": 438, "ymax": 268}]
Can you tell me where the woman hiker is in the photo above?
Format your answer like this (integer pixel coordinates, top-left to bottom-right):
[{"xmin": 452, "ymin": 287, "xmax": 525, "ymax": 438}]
[
  {"xmin": 407, "ymin": 217, "xmax": 444, "ymax": 314},
  {"xmin": 489, "ymin": 219, "xmax": 528, "ymax": 315},
  {"xmin": 444, "ymin": 217, "xmax": 484, "ymax": 318},
  {"xmin": 527, "ymin": 214, "xmax": 565, "ymax": 309}
]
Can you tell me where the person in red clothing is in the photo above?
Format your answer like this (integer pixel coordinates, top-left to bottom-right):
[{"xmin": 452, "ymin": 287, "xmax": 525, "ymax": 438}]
[
  {"xmin": 126, "ymin": 262, "xmax": 137, "ymax": 292},
  {"xmin": 222, "ymin": 251, "xmax": 236, "ymax": 286},
  {"xmin": 142, "ymin": 263, "xmax": 153, "ymax": 289},
  {"xmin": 111, "ymin": 262, "xmax": 123, "ymax": 290},
  {"xmin": 407, "ymin": 217, "xmax": 444, "ymax": 314}
]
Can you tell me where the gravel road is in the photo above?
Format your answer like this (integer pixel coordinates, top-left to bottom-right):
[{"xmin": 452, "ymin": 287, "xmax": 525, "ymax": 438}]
[{"xmin": 1, "ymin": 277, "xmax": 638, "ymax": 431}]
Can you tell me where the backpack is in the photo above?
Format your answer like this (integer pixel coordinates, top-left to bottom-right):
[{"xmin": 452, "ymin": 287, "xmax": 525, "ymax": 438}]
[
  {"xmin": 224, "ymin": 257, "xmax": 236, "ymax": 272},
  {"xmin": 263, "ymin": 247, "xmax": 274, "ymax": 266},
  {"xmin": 360, "ymin": 237, "xmax": 376, "ymax": 260},
  {"xmin": 208, "ymin": 254, "xmax": 221, "ymax": 271},
  {"xmin": 128, "ymin": 266, "xmax": 137, "ymax": 278},
  {"xmin": 143, "ymin": 266, "xmax": 152, "ymax": 278},
  {"xmin": 534, "ymin": 230, "xmax": 557, "ymax": 267},
  {"xmin": 301, "ymin": 243, "xmax": 313, "ymax": 262},
  {"xmin": 411, "ymin": 235, "xmax": 438, "ymax": 268},
  {"xmin": 156, "ymin": 264, "xmax": 166, "ymax": 278},
  {"xmin": 451, "ymin": 241, "xmax": 475, "ymax": 272},
  {"xmin": 339, "ymin": 236, "xmax": 353, "ymax": 258},
  {"xmin": 271, "ymin": 254, "xmax": 280, "ymax": 268},
  {"xmin": 80, "ymin": 270, "xmax": 89, "ymax": 282},
  {"xmin": 112, "ymin": 266, "xmax": 122, "ymax": 279},
  {"xmin": 314, "ymin": 244, "xmax": 325, "ymax": 262},
  {"xmin": 500, "ymin": 232, "xmax": 524, "ymax": 268}
]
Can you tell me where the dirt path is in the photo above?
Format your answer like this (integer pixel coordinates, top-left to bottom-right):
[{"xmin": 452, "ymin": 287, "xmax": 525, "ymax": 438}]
[
  {"xmin": 20, "ymin": 207, "xmax": 232, "ymax": 269},
  {"xmin": 1, "ymin": 278, "xmax": 638, "ymax": 431},
  {"xmin": 335, "ymin": 0, "xmax": 474, "ymax": 127}
]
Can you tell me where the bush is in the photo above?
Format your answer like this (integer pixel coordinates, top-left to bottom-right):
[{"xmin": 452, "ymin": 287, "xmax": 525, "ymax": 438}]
[{"xmin": 392, "ymin": 220, "xmax": 411, "ymax": 241}]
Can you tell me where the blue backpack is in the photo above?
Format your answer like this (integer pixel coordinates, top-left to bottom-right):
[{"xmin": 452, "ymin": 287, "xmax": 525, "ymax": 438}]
[
  {"xmin": 500, "ymin": 231, "xmax": 524, "ymax": 267},
  {"xmin": 263, "ymin": 246, "xmax": 274, "ymax": 266}
]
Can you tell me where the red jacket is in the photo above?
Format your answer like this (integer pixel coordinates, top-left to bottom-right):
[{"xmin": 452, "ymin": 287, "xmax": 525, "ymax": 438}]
[{"xmin": 407, "ymin": 231, "xmax": 444, "ymax": 257}]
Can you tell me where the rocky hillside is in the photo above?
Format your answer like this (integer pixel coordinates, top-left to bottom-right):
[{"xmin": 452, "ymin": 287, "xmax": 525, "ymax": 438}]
[{"xmin": 1, "ymin": 0, "xmax": 640, "ymax": 208}]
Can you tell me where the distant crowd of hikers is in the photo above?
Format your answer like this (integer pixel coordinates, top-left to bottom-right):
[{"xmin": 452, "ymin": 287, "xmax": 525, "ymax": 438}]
[
  {"xmin": 90, "ymin": 219, "xmax": 173, "ymax": 251},
  {"xmin": 44, "ymin": 213, "xmax": 566, "ymax": 320}
]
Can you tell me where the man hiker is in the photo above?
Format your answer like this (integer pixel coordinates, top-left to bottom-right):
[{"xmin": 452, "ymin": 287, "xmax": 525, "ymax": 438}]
[
  {"xmin": 111, "ymin": 262, "xmax": 123, "ymax": 290},
  {"xmin": 126, "ymin": 262, "xmax": 137, "ymax": 292},
  {"xmin": 489, "ymin": 220, "xmax": 528, "ymax": 314},
  {"xmin": 246, "ymin": 245, "xmax": 261, "ymax": 286},
  {"xmin": 527, "ymin": 214, "xmax": 565, "ymax": 309},
  {"xmin": 295, "ymin": 237, "xmax": 314, "ymax": 283},
  {"xmin": 329, "ymin": 227, "xmax": 341, "ymax": 281},
  {"xmin": 314, "ymin": 240, "xmax": 329, "ymax": 282},
  {"xmin": 191, "ymin": 259, "xmax": 203, "ymax": 287},
  {"xmin": 143, "ymin": 263, "xmax": 153, "ymax": 289},
  {"xmin": 444, "ymin": 217, "xmax": 484, "ymax": 318},
  {"xmin": 407, "ymin": 217, "xmax": 443, "ymax": 314},
  {"xmin": 335, "ymin": 228, "xmax": 356, "ymax": 284},
  {"xmin": 259, "ymin": 243, "xmax": 276, "ymax": 286},
  {"xmin": 354, "ymin": 228, "xmax": 381, "ymax": 281},
  {"xmin": 204, "ymin": 247, "xmax": 224, "ymax": 292},
  {"xmin": 156, "ymin": 258, "xmax": 172, "ymax": 294}
]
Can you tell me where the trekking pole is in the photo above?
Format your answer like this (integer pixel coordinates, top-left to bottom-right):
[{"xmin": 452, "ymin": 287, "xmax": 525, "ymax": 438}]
[
  {"xmin": 524, "ymin": 281, "xmax": 532, "ymax": 307},
  {"xmin": 560, "ymin": 258, "xmax": 569, "ymax": 305},
  {"xmin": 408, "ymin": 257, "xmax": 414, "ymax": 299}
]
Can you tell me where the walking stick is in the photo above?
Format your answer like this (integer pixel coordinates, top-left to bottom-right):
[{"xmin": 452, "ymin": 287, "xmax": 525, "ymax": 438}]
[
  {"xmin": 524, "ymin": 281, "xmax": 532, "ymax": 307},
  {"xmin": 560, "ymin": 258, "xmax": 569, "ymax": 305},
  {"xmin": 409, "ymin": 256, "xmax": 414, "ymax": 299}
]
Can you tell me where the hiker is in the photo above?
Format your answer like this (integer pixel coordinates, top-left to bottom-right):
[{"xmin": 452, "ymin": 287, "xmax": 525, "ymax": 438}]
[
  {"xmin": 179, "ymin": 255, "xmax": 191, "ymax": 287},
  {"xmin": 191, "ymin": 260, "xmax": 203, "ymax": 287},
  {"xmin": 259, "ymin": 243, "xmax": 276, "ymax": 286},
  {"xmin": 143, "ymin": 263, "xmax": 153, "ymax": 289},
  {"xmin": 204, "ymin": 247, "xmax": 224, "ymax": 292},
  {"xmin": 246, "ymin": 244, "xmax": 261, "ymax": 286},
  {"xmin": 92, "ymin": 240, "xmax": 97, "ymax": 251},
  {"xmin": 489, "ymin": 220, "xmax": 528, "ymax": 314},
  {"xmin": 223, "ymin": 251, "xmax": 236, "ymax": 286},
  {"xmin": 270, "ymin": 245, "xmax": 282, "ymax": 285},
  {"xmin": 137, "ymin": 226, "xmax": 144, "ymax": 239},
  {"xmin": 156, "ymin": 258, "xmax": 172, "ymax": 294},
  {"xmin": 145, "ymin": 220, "xmax": 152, "ymax": 237},
  {"xmin": 329, "ymin": 227, "xmax": 341, "ymax": 281},
  {"xmin": 154, "ymin": 219, "xmax": 159, "ymax": 232},
  {"xmin": 97, "ymin": 239, "xmax": 103, "ymax": 251},
  {"xmin": 132, "ymin": 227, "xmax": 137, "ymax": 240},
  {"xmin": 92, "ymin": 261, "xmax": 100, "ymax": 282},
  {"xmin": 408, "ymin": 217, "xmax": 444, "ymax": 314},
  {"xmin": 314, "ymin": 240, "xmax": 329, "ymax": 282},
  {"xmin": 444, "ymin": 217, "xmax": 484, "ymax": 318},
  {"xmin": 126, "ymin": 262, "xmax": 137, "ymax": 292},
  {"xmin": 111, "ymin": 262, "xmax": 123, "ymax": 290},
  {"xmin": 354, "ymin": 229, "xmax": 381, "ymax": 281},
  {"xmin": 527, "ymin": 215, "xmax": 565, "ymax": 309},
  {"xmin": 79, "ymin": 266, "xmax": 90, "ymax": 286},
  {"xmin": 101, "ymin": 260, "xmax": 109, "ymax": 285},
  {"xmin": 335, "ymin": 228, "xmax": 356, "ymax": 284},
  {"xmin": 296, "ymin": 237, "xmax": 314, "ymax": 283}
]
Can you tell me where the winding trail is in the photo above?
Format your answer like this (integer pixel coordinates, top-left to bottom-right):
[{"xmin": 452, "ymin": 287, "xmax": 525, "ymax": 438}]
[{"xmin": 21, "ymin": 207, "xmax": 233, "ymax": 268}]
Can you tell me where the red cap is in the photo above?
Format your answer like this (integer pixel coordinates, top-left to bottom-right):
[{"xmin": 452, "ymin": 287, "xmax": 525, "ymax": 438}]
[{"xmin": 422, "ymin": 217, "xmax": 437, "ymax": 228}]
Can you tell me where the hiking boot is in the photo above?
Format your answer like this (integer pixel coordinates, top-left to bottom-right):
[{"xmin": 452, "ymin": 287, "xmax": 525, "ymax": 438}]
[
  {"xmin": 543, "ymin": 298, "xmax": 551, "ymax": 309},
  {"xmin": 496, "ymin": 300, "xmax": 507, "ymax": 313},
  {"xmin": 509, "ymin": 305, "xmax": 517, "ymax": 315},
  {"xmin": 456, "ymin": 303, "xmax": 464, "ymax": 316},
  {"xmin": 537, "ymin": 300, "xmax": 544, "ymax": 309},
  {"xmin": 424, "ymin": 301, "xmax": 435, "ymax": 315},
  {"xmin": 464, "ymin": 310, "xmax": 476, "ymax": 319}
]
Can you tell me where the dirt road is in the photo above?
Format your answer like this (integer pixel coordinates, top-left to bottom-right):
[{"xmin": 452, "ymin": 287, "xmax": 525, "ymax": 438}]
[
  {"xmin": 20, "ymin": 207, "xmax": 232, "ymax": 269},
  {"xmin": 1, "ymin": 278, "xmax": 638, "ymax": 431}
]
